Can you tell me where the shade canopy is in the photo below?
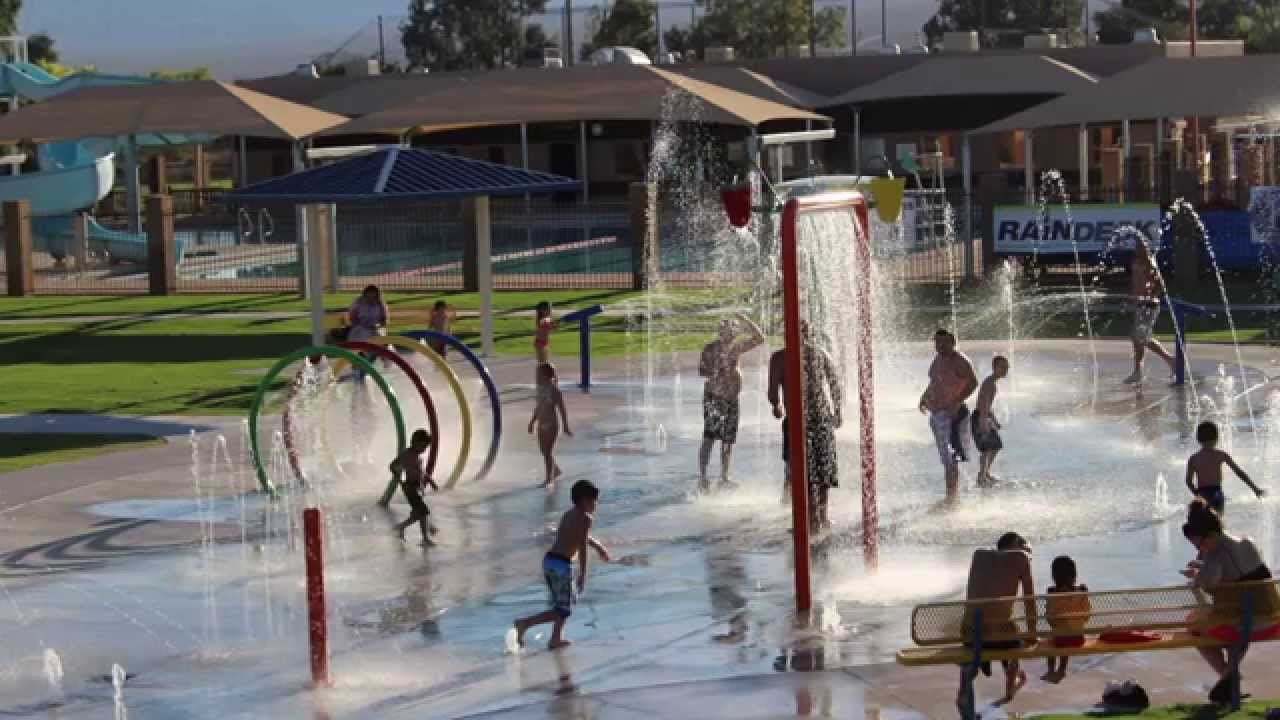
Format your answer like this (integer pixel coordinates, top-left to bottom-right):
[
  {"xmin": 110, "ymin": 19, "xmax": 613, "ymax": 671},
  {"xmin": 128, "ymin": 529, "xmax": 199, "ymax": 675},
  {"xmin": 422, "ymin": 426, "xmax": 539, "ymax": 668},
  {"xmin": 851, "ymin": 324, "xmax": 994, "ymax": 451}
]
[
  {"xmin": 976, "ymin": 55, "xmax": 1280, "ymax": 134},
  {"xmin": 0, "ymin": 80, "xmax": 348, "ymax": 143},
  {"xmin": 319, "ymin": 65, "xmax": 829, "ymax": 137},
  {"xmin": 823, "ymin": 55, "xmax": 1097, "ymax": 107},
  {"xmin": 227, "ymin": 147, "xmax": 581, "ymax": 202},
  {"xmin": 675, "ymin": 65, "xmax": 831, "ymax": 109}
]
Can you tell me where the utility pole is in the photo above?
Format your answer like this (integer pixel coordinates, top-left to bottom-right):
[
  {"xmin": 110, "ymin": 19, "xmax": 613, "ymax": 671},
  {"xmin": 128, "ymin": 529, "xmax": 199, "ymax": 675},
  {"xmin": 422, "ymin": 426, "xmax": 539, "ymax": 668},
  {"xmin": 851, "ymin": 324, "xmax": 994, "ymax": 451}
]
[
  {"xmin": 377, "ymin": 15, "xmax": 386, "ymax": 70},
  {"xmin": 881, "ymin": 0, "xmax": 887, "ymax": 49},
  {"xmin": 850, "ymin": 0, "xmax": 857, "ymax": 54},
  {"xmin": 810, "ymin": 0, "xmax": 818, "ymax": 57},
  {"xmin": 565, "ymin": 0, "xmax": 574, "ymax": 66},
  {"xmin": 1190, "ymin": 0, "xmax": 1200, "ymax": 191}
]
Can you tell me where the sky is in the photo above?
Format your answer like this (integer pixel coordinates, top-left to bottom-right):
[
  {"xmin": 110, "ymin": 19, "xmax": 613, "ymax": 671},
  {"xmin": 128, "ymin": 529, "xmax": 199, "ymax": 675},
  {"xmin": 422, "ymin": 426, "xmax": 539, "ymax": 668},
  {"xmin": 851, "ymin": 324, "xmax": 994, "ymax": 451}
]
[{"xmin": 21, "ymin": 1, "xmax": 1104, "ymax": 81}]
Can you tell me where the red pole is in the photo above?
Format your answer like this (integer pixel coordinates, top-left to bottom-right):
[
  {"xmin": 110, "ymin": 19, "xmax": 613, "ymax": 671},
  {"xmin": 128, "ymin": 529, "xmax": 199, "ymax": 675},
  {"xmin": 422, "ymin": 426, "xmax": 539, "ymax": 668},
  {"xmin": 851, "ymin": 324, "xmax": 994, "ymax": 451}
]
[
  {"xmin": 304, "ymin": 507, "xmax": 331, "ymax": 687},
  {"xmin": 780, "ymin": 199, "xmax": 812, "ymax": 614},
  {"xmin": 853, "ymin": 202, "xmax": 878, "ymax": 570}
]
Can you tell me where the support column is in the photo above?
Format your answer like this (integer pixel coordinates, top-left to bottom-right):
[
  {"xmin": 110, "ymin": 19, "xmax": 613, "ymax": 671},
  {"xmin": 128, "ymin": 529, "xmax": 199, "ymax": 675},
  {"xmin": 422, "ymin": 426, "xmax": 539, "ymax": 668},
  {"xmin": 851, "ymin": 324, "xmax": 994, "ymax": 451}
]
[
  {"xmin": 146, "ymin": 195, "xmax": 176, "ymax": 296},
  {"xmin": 4, "ymin": 200, "xmax": 33, "ymax": 296},
  {"xmin": 304, "ymin": 204, "xmax": 333, "ymax": 295},
  {"xmin": 148, "ymin": 154, "xmax": 168, "ymax": 194},
  {"xmin": 629, "ymin": 182, "xmax": 657, "ymax": 290},
  {"xmin": 1078, "ymin": 124, "xmax": 1089, "ymax": 201},
  {"xmin": 292, "ymin": 142, "xmax": 310, "ymax": 298},
  {"xmin": 852, "ymin": 107, "xmax": 862, "ymax": 175},
  {"xmin": 237, "ymin": 136, "xmax": 248, "ymax": 187},
  {"xmin": 474, "ymin": 195, "xmax": 494, "ymax": 357},
  {"xmin": 327, "ymin": 203, "xmax": 339, "ymax": 291},
  {"xmin": 72, "ymin": 211, "xmax": 89, "ymax": 273},
  {"xmin": 124, "ymin": 135, "xmax": 142, "ymax": 235},
  {"xmin": 1023, "ymin": 130, "xmax": 1034, "ymax": 205},
  {"xmin": 463, "ymin": 198, "xmax": 481, "ymax": 292},
  {"xmin": 579, "ymin": 121, "xmax": 590, "ymax": 202},
  {"xmin": 193, "ymin": 144, "xmax": 207, "ymax": 190},
  {"xmin": 962, "ymin": 133, "xmax": 975, "ymax": 281},
  {"xmin": 1121, "ymin": 119, "xmax": 1132, "ymax": 200},
  {"xmin": 301, "ymin": 203, "xmax": 324, "ymax": 346}
]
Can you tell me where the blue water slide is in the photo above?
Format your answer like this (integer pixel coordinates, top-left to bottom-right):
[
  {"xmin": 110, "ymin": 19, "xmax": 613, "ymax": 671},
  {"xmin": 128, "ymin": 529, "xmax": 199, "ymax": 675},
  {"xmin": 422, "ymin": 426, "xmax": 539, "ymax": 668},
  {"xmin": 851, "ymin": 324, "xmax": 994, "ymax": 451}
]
[{"xmin": 0, "ymin": 63, "xmax": 199, "ymax": 264}]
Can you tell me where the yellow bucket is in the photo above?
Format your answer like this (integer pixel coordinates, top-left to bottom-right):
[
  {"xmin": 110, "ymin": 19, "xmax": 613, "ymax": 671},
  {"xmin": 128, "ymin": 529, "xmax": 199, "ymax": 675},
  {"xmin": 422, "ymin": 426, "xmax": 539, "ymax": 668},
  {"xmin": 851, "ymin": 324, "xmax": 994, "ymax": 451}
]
[{"xmin": 867, "ymin": 177, "xmax": 906, "ymax": 223}]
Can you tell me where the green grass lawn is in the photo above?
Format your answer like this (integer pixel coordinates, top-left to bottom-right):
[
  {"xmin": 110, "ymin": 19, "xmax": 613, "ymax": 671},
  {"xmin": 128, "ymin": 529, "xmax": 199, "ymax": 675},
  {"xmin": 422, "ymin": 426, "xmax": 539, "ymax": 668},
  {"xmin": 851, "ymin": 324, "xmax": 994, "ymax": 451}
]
[
  {"xmin": 0, "ymin": 289, "xmax": 737, "ymax": 319},
  {"xmin": 0, "ymin": 433, "xmax": 165, "ymax": 473},
  {"xmin": 1034, "ymin": 699, "xmax": 1279, "ymax": 719},
  {"xmin": 2, "ymin": 284, "xmax": 1276, "ymax": 416}
]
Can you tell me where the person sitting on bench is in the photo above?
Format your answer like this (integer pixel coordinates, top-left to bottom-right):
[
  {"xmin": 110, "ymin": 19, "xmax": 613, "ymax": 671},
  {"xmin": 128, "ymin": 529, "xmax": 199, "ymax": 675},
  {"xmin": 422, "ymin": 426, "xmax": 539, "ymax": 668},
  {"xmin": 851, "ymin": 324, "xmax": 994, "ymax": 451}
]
[
  {"xmin": 961, "ymin": 532, "xmax": 1038, "ymax": 709},
  {"xmin": 1181, "ymin": 498, "xmax": 1280, "ymax": 704}
]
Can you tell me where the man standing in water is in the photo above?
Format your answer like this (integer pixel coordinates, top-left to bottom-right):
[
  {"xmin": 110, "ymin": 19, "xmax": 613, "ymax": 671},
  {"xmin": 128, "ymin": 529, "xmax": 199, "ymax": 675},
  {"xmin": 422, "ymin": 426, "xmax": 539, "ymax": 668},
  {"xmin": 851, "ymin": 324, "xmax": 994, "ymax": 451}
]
[
  {"xmin": 919, "ymin": 328, "xmax": 978, "ymax": 502},
  {"xmin": 1125, "ymin": 238, "xmax": 1176, "ymax": 384},
  {"xmin": 699, "ymin": 312, "xmax": 765, "ymax": 492}
]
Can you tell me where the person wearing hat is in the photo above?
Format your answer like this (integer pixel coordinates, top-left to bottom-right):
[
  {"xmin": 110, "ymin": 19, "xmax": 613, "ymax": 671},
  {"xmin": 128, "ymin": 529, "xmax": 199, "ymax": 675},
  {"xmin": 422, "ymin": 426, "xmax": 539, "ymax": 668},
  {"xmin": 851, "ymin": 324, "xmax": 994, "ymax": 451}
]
[
  {"xmin": 960, "ymin": 532, "xmax": 1037, "ymax": 710},
  {"xmin": 698, "ymin": 312, "xmax": 764, "ymax": 492}
]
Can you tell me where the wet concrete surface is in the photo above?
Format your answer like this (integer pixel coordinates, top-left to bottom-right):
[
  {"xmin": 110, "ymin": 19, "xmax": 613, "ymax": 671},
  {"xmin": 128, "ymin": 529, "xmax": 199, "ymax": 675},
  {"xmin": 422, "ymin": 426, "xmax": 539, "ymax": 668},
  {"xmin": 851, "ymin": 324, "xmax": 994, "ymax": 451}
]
[{"xmin": 0, "ymin": 340, "xmax": 1278, "ymax": 718}]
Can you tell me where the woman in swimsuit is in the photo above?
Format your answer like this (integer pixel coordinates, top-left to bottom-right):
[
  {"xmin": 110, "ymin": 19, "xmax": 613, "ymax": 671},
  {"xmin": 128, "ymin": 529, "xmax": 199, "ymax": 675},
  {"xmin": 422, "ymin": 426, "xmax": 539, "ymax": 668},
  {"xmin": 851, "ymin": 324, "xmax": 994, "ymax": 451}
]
[{"xmin": 529, "ymin": 363, "xmax": 572, "ymax": 487}]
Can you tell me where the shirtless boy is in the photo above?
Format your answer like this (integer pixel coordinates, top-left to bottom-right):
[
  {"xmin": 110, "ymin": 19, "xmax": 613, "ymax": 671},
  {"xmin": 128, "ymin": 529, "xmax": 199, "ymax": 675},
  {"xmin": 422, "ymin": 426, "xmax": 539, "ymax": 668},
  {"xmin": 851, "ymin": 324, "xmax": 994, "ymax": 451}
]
[
  {"xmin": 513, "ymin": 480, "xmax": 610, "ymax": 650},
  {"xmin": 961, "ymin": 532, "xmax": 1037, "ymax": 710},
  {"xmin": 919, "ymin": 329, "xmax": 979, "ymax": 501},
  {"xmin": 390, "ymin": 429, "xmax": 440, "ymax": 545},
  {"xmin": 972, "ymin": 356, "xmax": 1009, "ymax": 487},
  {"xmin": 1185, "ymin": 421, "xmax": 1266, "ymax": 514}
]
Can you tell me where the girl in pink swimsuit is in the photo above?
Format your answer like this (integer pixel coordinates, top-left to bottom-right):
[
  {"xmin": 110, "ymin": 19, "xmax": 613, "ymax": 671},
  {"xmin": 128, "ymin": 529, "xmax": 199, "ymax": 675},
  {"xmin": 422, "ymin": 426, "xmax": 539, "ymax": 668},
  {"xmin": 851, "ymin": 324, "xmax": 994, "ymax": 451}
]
[{"xmin": 534, "ymin": 301, "xmax": 555, "ymax": 364}]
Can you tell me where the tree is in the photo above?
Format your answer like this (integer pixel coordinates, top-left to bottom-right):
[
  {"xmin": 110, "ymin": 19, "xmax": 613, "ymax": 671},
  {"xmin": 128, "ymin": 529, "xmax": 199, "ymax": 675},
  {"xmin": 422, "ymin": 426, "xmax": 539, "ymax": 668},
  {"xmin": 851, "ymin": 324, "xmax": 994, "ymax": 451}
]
[
  {"xmin": 148, "ymin": 67, "xmax": 213, "ymax": 81},
  {"xmin": 0, "ymin": 0, "xmax": 19, "ymax": 37},
  {"xmin": 1093, "ymin": 0, "xmax": 1186, "ymax": 44},
  {"xmin": 581, "ymin": 0, "xmax": 658, "ymax": 60},
  {"xmin": 401, "ymin": 0, "xmax": 549, "ymax": 72},
  {"xmin": 27, "ymin": 33, "xmax": 57, "ymax": 64},
  {"xmin": 1236, "ymin": 1, "xmax": 1280, "ymax": 51},
  {"xmin": 925, "ymin": 0, "xmax": 1085, "ymax": 47},
  {"xmin": 671, "ymin": 0, "xmax": 846, "ymax": 60}
]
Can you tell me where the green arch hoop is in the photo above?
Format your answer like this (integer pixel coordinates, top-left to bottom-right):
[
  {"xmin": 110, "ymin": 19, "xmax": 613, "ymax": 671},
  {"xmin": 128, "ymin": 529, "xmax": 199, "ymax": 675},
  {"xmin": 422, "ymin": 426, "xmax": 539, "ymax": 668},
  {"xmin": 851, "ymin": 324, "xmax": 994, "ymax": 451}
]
[{"xmin": 249, "ymin": 345, "xmax": 407, "ymax": 496}]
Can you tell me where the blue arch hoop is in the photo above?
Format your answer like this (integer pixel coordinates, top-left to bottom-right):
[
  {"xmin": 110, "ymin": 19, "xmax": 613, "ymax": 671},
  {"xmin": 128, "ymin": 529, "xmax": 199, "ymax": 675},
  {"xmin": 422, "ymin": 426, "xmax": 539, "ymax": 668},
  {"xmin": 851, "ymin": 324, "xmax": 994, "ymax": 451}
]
[{"xmin": 402, "ymin": 330, "xmax": 501, "ymax": 483}]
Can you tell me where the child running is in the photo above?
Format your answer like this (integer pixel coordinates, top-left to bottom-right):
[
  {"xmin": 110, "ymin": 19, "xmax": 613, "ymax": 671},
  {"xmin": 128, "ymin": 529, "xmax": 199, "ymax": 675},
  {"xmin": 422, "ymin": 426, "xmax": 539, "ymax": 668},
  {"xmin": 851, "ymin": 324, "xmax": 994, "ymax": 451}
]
[
  {"xmin": 1043, "ymin": 555, "xmax": 1090, "ymax": 683},
  {"xmin": 972, "ymin": 356, "xmax": 1009, "ymax": 488},
  {"xmin": 1185, "ymin": 421, "xmax": 1266, "ymax": 514},
  {"xmin": 512, "ymin": 479, "xmax": 610, "ymax": 650},
  {"xmin": 390, "ymin": 429, "xmax": 440, "ymax": 546},
  {"xmin": 534, "ymin": 301, "xmax": 556, "ymax": 365},
  {"xmin": 427, "ymin": 300, "xmax": 456, "ymax": 357},
  {"xmin": 529, "ymin": 363, "xmax": 572, "ymax": 487}
]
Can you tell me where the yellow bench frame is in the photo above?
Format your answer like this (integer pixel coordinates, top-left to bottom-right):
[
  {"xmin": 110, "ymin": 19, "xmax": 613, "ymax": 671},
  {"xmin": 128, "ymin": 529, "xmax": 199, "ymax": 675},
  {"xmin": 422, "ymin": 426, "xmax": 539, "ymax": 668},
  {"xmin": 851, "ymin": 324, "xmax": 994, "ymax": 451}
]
[{"xmin": 896, "ymin": 580, "xmax": 1280, "ymax": 719}]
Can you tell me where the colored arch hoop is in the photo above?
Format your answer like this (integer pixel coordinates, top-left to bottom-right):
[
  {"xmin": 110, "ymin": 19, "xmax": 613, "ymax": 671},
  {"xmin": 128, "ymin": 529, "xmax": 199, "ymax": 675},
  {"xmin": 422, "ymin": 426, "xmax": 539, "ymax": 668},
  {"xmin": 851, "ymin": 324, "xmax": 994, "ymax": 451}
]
[
  {"xmin": 280, "ymin": 343, "xmax": 442, "ymax": 494},
  {"xmin": 249, "ymin": 346, "xmax": 406, "ymax": 496},
  {"xmin": 329, "ymin": 335, "xmax": 471, "ymax": 501},
  {"xmin": 403, "ymin": 330, "xmax": 502, "ymax": 484}
]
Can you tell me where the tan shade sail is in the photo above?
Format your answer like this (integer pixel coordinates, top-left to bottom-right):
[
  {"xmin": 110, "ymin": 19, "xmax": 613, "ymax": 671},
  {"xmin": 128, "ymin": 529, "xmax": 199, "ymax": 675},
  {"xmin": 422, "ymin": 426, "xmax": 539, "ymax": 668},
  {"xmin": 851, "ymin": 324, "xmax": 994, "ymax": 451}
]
[
  {"xmin": 976, "ymin": 55, "xmax": 1280, "ymax": 134},
  {"xmin": 319, "ymin": 65, "xmax": 829, "ymax": 137},
  {"xmin": 0, "ymin": 80, "xmax": 348, "ymax": 143},
  {"xmin": 824, "ymin": 55, "xmax": 1097, "ymax": 106}
]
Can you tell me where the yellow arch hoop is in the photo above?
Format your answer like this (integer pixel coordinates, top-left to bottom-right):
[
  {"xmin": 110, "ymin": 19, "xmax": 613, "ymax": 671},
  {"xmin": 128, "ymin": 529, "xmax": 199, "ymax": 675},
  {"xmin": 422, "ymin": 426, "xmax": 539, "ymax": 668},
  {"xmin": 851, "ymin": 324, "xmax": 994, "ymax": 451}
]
[{"xmin": 331, "ymin": 335, "xmax": 472, "ymax": 489}]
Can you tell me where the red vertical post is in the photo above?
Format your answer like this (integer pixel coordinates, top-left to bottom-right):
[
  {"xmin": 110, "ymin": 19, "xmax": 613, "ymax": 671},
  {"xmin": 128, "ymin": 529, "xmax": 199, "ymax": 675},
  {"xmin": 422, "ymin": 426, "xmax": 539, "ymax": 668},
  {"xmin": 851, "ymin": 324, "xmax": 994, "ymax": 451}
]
[
  {"xmin": 780, "ymin": 199, "xmax": 812, "ymax": 614},
  {"xmin": 303, "ymin": 507, "xmax": 330, "ymax": 687},
  {"xmin": 853, "ymin": 202, "xmax": 878, "ymax": 570}
]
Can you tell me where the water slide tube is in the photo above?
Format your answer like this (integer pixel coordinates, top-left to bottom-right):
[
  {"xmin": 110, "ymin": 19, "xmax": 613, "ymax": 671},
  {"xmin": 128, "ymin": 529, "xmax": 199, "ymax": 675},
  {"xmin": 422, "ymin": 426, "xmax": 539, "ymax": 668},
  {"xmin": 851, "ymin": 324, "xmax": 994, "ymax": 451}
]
[{"xmin": 0, "ymin": 62, "xmax": 194, "ymax": 263}]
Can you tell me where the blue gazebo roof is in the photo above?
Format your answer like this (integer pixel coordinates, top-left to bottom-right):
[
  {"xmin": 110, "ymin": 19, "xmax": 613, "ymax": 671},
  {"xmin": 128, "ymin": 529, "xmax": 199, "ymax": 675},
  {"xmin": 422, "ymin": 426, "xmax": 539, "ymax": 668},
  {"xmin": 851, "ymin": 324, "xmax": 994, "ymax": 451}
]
[{"xmin": 228, "ymin": 147, "xmax": 581, "ymax": 202}]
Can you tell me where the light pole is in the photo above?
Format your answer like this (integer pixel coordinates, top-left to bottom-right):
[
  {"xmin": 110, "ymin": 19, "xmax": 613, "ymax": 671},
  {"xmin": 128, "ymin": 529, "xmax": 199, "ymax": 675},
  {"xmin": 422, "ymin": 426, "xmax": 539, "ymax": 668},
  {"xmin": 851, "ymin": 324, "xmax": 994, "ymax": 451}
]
[{"xmin": 881, "ymin": 0, "xmax": 887, "ymax": 48}]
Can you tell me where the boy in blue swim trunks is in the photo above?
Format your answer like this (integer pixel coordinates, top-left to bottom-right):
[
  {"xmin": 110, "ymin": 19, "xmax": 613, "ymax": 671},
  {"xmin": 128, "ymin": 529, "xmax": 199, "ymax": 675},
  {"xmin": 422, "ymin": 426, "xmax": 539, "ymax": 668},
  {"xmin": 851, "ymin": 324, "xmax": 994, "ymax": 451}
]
[
  {"xmin": 1185, "ymin": 421, "xmax": 1265, "ymax": 514},
  {"xmin": 513, "ymin": 480, "xmax": 610, "ymax": 649}
]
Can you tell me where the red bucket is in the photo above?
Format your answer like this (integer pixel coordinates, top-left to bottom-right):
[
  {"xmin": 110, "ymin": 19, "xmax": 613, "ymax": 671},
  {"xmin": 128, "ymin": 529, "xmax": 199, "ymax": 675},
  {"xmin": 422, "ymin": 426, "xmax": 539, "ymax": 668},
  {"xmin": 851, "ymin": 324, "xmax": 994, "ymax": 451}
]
[{"xmin": 720, "ymin": 185, "xmax": 752, "ymax": 228}]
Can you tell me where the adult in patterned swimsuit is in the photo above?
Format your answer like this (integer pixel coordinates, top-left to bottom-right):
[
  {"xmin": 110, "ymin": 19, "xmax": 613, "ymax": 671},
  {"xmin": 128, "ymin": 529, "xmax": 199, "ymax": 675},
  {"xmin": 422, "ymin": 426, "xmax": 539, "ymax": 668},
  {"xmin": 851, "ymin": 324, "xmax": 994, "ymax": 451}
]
[
  {"xmin": 698, "ymin": 312, "xmax": 764, "ymax": 492},
  {"xmin": 919, "ymin": 328, "xmax": 978, "ymax": 502},
  {"xmin": 1124, "ymin": 239, "xmax": 1175, "ymax": 384}
]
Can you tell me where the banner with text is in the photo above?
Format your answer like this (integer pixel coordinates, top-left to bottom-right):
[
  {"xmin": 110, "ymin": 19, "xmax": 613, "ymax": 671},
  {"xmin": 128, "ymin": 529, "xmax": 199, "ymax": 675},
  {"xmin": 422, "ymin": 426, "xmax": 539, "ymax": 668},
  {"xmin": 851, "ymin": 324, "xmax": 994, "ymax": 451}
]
[{"xmin": 994, "ymin": 204, "xmax": 1162, "ymax": 255}]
